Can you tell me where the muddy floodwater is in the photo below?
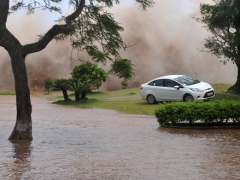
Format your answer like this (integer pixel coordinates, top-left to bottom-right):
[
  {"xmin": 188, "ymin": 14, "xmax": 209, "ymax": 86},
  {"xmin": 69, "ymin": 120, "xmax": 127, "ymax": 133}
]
[{"xmin": 1, "ymin": 96, "xmax": 240, "ymax": 179}]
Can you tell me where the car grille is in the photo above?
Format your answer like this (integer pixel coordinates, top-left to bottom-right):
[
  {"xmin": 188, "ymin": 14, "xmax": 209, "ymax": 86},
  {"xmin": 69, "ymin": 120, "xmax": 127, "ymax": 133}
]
[{"xmin": 203, "ymin": 90, "xmax": 214, "ymax": 98}]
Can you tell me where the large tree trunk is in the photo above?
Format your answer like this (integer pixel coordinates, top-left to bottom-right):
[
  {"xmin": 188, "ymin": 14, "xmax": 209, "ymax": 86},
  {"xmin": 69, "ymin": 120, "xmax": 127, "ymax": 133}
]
[
  {"xmin": 8, "ymin": 54, "xmax": 32, "ymax": 140},
  {"xmin": 0, "ymin": 25, "xmax": 33, "ymax": 140},
  {"xmin": 229, "ymin": 61, "xmax": 240, "ymax": 93}
]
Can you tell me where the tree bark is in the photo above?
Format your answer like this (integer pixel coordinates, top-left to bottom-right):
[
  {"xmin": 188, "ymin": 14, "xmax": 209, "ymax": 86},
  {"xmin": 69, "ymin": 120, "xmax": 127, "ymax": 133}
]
[
  {"xmin": 0, "ymin": 22, "xmax": 32, "ymax": 140},
  {"xmin": 230, "ymin": 1, "xmax": 240, "ymax": 93},
  {"xmin": 75, "ymin": 92, "xmax": 80, "ymax": 101},
  {"xmin": 62, "ymin": 89, "xmax": 70, "ymax": 101},
  {"xmin": 80, "ymin": 90, "xmax": 87, "ymax": 100},
  {"xmin": 229, "ymin": 61, "xmax": 240, "ymax": 93},
  {"xmin": 8, "ymin": 54, "xmax": 32, "ymax": 140}
]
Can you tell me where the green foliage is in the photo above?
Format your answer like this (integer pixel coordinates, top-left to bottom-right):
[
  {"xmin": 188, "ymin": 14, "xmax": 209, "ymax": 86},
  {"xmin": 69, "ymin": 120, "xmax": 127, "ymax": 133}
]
[
  {"xmin": 136, "ymin": 0, "xmax": 154, "ymax": 10},
  {"xmin": 66, "ymin": 79, "xmax": 90, "ymax": 101},
  {"xmin": 198, "ymin": 0, "xmax": 240, "ymax": 64},
  {"xmin": 53, "ymin": 78, "xmax": 71, "ymax": 101},
  {"xmin": 66, "ymin": 79, "xmax": 89, "ymax": 93},
  {"xmin": 109, "ymin": 59, "xmax": 135, "ymax": 81},
  {"xmin": 69, "ymin": 9, "xmax": 127, "ymax": 63},
  {"xmin": 53, "ymin": 78, "xmax": 69, "ymax": 90},
  {"xmin": 58, "ymin": 1, "xmax": 152, "ymax": 83},
  {"xmin": 44, "ymin": 79, "xmax": 53, "ymax": 93},
  {"xmin": 71, "ymin": 61, "xmax": 108, "ymax": 89},
  {"xmin": 49, "ymin": 0, "xmax": 153, "ymax": 82},
  {"xmin": 155, "ymin": 100, "xmax": 240, "ymax": 125},
  {"xmin": 10, "ymin": 0, "xmax": 62, "ymax": 14}
]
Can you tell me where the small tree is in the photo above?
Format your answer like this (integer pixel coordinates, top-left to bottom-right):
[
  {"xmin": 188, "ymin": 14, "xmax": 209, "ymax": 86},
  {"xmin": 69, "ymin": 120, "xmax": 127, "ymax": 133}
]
[
  {"xmin": 71, "ymin": 61, "xmax": 108, "ymax": 99},
  {"xmin": 44, "ymin": 79, "xmax": 53, "ymax": 94},
  {"xmin": 66, "ymin": 79, "xmax": 89, "ymax": 101},
  {"xmin": 109, "ymin": 59, "xmax": 135, "ymax": 88},
  {"xmin": 53, "ymin": 79, "xmax": 71, "ymax": 101}
]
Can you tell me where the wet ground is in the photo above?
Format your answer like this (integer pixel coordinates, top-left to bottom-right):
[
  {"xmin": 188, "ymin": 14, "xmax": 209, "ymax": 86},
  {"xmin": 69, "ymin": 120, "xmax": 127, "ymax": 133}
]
[{"xmin": 1, "ymin": 95, "xmax": 240, "ymax": 179}]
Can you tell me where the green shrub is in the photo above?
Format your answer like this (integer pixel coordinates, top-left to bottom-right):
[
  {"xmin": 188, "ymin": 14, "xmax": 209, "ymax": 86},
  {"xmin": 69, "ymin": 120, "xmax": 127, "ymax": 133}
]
[
  {"xmin": 154, "ymin": 100, "xmax": 240, "ymax": 125},
  {"xmin": 45, "ymin": 79, "xmax": 53, "ymax": 93}
]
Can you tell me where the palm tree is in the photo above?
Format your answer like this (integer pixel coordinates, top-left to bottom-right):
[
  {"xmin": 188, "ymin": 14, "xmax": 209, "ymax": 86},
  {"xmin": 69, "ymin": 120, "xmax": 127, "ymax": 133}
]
[{"xmin": 66, "ymin": 79, "xmax": 89, "ymax": 101}]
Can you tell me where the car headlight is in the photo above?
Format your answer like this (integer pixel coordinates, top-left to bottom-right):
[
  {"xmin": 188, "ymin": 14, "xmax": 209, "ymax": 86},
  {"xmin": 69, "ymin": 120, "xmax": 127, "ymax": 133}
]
[{"xmin": 189, "ymin": 88, "xmax": 204, "ymax": 92}]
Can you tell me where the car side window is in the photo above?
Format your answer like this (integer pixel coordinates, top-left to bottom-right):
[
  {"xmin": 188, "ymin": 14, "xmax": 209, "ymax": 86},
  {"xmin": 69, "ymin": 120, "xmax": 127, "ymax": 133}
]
[
  {"xmin": 156, "ymin": 79, "xmax": 164, "ymax": 86},
  {"xmin": 164, "ymin": 79, "xmax": 179, "ymax": 87},
  {"xmin": 148, "ymin": 81, "xmax": 154, "ymax": 86},
  {"xmin": 148, "ymin": 79, "xmax": 164, "ymax": 86}
]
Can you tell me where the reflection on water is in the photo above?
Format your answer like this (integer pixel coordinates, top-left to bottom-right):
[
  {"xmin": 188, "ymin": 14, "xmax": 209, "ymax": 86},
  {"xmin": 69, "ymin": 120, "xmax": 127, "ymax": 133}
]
[
  {"xmin": 8, "ymin": 140, "xmax": 32, "ymax": 179},
  {"xmin": 0, "ymin": 96, "xmax": 240, "ymax": 179}
]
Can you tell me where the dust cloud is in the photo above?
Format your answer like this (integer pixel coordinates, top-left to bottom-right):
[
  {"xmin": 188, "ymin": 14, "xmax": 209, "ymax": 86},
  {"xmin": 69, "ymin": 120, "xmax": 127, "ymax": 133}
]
[
  {"xmin": 105, "ymin": 0, "xmax": 236, "ymax": 90},
  {"xmin": 0, "ymin": 0, "xmax": 236, "ymax": 91}
]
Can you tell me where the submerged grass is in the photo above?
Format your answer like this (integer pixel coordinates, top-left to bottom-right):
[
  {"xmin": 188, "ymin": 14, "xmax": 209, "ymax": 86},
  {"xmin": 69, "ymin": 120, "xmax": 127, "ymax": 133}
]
[{"xmin": 43, "ymin": 83, "xmax": 240, "ymax": 116}]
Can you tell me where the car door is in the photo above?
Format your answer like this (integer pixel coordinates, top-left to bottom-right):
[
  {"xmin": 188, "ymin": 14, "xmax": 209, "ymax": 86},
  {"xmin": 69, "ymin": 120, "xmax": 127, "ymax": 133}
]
[
  {"xmin": 148, "ymin": 79, "xmax": 165, "ymax": 101},
  {"xmin": 163, "ymin": 79, "xmax": 185, "ymax": 101}
]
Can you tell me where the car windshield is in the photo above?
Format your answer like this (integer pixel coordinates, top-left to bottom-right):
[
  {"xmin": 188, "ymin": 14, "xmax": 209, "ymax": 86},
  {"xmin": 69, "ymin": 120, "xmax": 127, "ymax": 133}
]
[{"xmin": 174, "ymin": 75, "xmax": 200, "ymax": 86}]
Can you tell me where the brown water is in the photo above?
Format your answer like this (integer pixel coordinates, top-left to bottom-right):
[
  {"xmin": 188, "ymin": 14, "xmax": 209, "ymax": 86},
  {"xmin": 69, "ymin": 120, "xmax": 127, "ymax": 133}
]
[{"xmin": 1, "ymin": 96, "xmax": 240, "ymax": 180}]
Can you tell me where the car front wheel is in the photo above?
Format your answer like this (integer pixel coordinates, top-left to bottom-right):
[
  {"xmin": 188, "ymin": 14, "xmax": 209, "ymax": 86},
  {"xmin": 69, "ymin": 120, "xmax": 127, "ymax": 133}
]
[
  {"xmin": 147, "ymin": 95, "xmax": 156, "ymax": 104},
  {"xmin": 184, "ymin": 94, "xmax": 194, "ymax": 102}
]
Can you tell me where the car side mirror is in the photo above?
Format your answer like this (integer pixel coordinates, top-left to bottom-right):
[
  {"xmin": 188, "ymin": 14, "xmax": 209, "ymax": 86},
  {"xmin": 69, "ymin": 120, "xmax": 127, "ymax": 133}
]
[{"xmin": 174, "ymin": 85, "xmax": 180, "ymax": 90}]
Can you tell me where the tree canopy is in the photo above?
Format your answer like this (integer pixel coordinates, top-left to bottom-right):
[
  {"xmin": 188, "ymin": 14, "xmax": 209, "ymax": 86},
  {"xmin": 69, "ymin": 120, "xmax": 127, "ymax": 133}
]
[
  {"xmin": 198, "ymin": 0, "xmax": 240, "ymax": 91},
  {"xmin": 71, "ymin": 61, "xmax": 108, "ymax": 99},
  {"xmin": 71, "ymin": 61, "xmax": 108, "ymax": 89}
]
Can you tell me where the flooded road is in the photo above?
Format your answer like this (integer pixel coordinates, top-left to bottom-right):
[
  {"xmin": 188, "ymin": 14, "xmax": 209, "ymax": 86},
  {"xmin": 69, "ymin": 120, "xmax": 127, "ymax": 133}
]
[{"xmin": 0, "ymin": 96, "xmax": 240, "ymax": 179}]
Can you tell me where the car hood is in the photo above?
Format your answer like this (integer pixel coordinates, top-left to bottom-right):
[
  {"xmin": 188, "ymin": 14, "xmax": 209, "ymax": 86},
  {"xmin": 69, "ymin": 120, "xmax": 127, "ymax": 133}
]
[{"xmin": 188, "ymin": 82, "xmax": 213, "ymax": 90}]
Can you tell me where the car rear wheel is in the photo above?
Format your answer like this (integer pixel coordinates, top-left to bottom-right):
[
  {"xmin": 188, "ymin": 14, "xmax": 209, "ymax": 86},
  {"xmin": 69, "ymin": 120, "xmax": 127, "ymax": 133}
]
[
  {"xmin": 184, "ymin": 94, "xmax": 194, "ymax": 102},
  {"xmin": 147, "ymin": 95, "xmax": 156, "ymax": 104}
]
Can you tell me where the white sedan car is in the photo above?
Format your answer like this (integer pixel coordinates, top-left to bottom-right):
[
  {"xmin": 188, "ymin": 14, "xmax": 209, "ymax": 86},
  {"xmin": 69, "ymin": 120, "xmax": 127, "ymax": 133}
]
[{"xmin": 140, "ymin": 75, "xmax": 215, "ymax": 104}]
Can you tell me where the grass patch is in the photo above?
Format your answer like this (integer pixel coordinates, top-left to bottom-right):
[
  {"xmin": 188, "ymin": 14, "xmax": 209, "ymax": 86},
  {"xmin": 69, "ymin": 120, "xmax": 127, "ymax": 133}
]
[
  {"xmin": 212, "ymin": 93, "xmax": 240, "ymax": 101},
  {"xmin": 212, "ymin": 84, "xmax": 232, "ymax": 93},
  {"xmin": 53, "ymin": 99, "xmax": 101, "ymax": 106},
  {"xmin": 0, "ymin": 92, "xmax": 15, "ymax": 95},
  {"xmin": 211, "ymin": 84, "xmax": 240, "ymax": 101},
  {"xmin": 43, "ymin": 84, "xmax": 240, "ymax": 116},
  {"xmin": 92, "ymin": 99, "xmax": 159, "ymax": 115}
]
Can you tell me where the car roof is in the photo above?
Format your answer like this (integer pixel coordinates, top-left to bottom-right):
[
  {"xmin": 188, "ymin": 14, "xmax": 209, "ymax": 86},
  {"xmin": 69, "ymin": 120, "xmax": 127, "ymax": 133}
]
[{"xmin": 153, "ymin": 75, "xmax": 184, "ymax": 80}]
